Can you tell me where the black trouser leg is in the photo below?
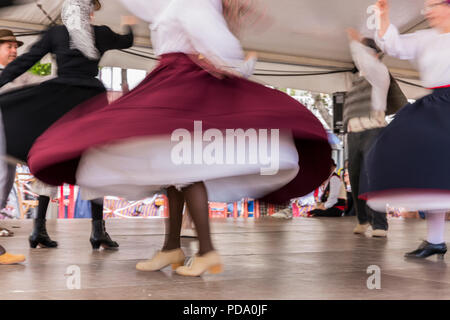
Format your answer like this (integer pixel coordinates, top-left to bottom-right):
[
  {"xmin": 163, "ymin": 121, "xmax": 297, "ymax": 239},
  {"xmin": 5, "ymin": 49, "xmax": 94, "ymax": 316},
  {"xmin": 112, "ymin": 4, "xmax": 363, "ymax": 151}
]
[
  {"xmin": 309, "ymin": 207, "xmax": 344, "ymax": 217},
  {"xmin": 348, "ymin": 132, "xmax": 368, "ymax": 225},
  {"xmin": 347, "ymin": 129, "xmax": 388, "ymax": 230},
  {"xmin": 344, "ymin": 192, "xmax": 355, "ymax": 216}
]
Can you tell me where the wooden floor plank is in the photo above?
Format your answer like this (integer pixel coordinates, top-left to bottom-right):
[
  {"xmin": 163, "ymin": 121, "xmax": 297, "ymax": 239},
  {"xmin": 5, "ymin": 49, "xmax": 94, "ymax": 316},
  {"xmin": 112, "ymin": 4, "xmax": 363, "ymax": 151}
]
[{"xmin": 0, "ymin": 217, "xmax": 448, "ymax": 300}]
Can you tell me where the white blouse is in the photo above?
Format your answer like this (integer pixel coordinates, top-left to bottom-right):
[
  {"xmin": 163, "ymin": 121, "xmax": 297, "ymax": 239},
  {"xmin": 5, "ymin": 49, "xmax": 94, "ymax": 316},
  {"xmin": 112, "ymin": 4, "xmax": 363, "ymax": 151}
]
[
  {"xmin": 375, "ymin": 24, "xmax": 450, "ymax": 88},
  {"xmin": 349, "ymin": 40, "xmax": 390, "ymax": 112},
  {"xmin": 120, "ymin": 0, "xmax": 256, "ymax": 77}
]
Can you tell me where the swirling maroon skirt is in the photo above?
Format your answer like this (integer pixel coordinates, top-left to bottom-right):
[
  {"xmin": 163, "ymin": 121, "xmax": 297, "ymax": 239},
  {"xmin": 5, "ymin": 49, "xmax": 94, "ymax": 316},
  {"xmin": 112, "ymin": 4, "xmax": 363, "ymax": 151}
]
[{"xmin": 28, "ymin": 53, "xmax": 331, "ymax": 204}]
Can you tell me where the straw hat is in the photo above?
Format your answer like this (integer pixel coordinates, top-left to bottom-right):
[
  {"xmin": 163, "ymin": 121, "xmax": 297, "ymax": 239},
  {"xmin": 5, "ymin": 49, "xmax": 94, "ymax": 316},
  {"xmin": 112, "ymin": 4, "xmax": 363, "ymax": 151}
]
[{"xmin": 0, "ymin": 29, "xmax": 23, "ymax": 47}]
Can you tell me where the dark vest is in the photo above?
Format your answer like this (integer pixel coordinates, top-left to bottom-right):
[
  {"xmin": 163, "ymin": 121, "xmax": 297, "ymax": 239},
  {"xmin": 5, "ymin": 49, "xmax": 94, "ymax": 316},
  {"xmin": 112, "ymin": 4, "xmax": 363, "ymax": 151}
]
[
  {"xmin": 343, "ymin": 75, "xmax": 372, "ymax": 130},
  {"xmin": 343, "ymin": 73, "xmax": 408, "ymax": 131}
]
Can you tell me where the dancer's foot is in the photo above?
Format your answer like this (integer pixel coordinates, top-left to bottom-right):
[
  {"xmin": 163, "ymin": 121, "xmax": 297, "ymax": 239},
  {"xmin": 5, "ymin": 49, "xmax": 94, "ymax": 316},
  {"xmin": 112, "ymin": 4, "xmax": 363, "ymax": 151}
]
[
  {"xmin": 90, "ymin": 220, "xmax": 119, "ymax": 250},
  {"xmin": 136, "ymin": 248, "xmax": 186, "ymax": 271},
  {"xmin": 271, "ymin": 208, "xmax": 293, "ymax": 219},
  {"xmin": 175, "ymin": 251, "xmax": 222, "ymax": 277},
  {"xmin": 353, "ymin": 223, "xmax": 369, "ymax": 234},
  {"xmin": 372, "ymin": 229, "xmax": 388, "ymax": 238},
  {"xmin": 405, "ymin": 241, "xmax": 447, "ymax": 259},
  {"xmin": 0, "ymin": 252, "xmax": 25, "ymax": 265},
  {"xmin": 29, "ymin": 219, "xmax": 58, "ymax": 248},
  {"xmin": 0, "ymin": 227, "xmax": 14, "ymax": 237}
]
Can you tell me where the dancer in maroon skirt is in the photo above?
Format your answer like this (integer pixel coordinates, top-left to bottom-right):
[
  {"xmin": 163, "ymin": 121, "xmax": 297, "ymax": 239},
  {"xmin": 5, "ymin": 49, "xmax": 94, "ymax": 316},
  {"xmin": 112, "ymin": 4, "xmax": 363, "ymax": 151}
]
[{"xmin": 28, "ymin": 0, "xmax": 332, "ymax": 276}]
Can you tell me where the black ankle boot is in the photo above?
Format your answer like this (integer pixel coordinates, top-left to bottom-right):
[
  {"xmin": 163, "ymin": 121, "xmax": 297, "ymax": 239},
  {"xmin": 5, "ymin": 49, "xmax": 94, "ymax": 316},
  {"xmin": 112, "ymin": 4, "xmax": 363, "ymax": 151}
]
[
  {"xmin": 90, "ymin": 220, "xmax": 119, "ymax": 250},
  {"xmin": 29, "ymin": 219, "xmax": 58, "ymax": 248},
  {"xmin": 405, "ymin": 241, "xmax": 447, "ymax": 259}
]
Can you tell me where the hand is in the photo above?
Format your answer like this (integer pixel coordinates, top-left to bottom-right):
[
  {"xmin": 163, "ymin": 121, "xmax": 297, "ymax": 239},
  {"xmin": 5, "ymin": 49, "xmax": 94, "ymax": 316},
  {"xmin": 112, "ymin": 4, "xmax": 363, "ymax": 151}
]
[
  {"xmin": 314, "ymin": 203, "xmax": 325, "ymax": 210},
  {"xmin": 375, "ymin": 0, "xmax": 390, "ymax": 38},
  {"xmin": 246, "ymin": 51, "xmax": 258, "ymax": 61},
  {"xmin": 346, "ymin": 28, "xmax": 362, "ymax": 42},
  {"xmin": 121, "ymin": 15, "xmax": 138, "ymax": 26},
  {"xmin": 376, "ymin": 0, "xmax": 389, "ymax": 18}
]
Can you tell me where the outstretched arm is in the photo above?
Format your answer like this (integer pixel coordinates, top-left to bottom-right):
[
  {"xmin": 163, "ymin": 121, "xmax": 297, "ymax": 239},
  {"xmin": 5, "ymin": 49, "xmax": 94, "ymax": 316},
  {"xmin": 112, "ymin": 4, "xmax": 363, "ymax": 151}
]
[
  {"xmin": 178, "ymin": 0, "xmax": 257, "ymax": 78},
  {"xmin": 375, "ymin": 0, "xmax": 390, "ymax": 38},
  {"xmin": 349, "ymin": 39, "xmax": 390, "ymax": 90},
  {"xmin": 0, "ymin": 29, "xmax": 52, "ymax": 87},
  {"xmin": 375, "ymin": 24, "xmax": 421, "ymax": 61},
  {"xmin": 374, "ymin": 0, "xmax": 420, "ymax": 60},
  {"xmin": 97, "ymin": 25, "xmax": 134, "ymax": 52}
]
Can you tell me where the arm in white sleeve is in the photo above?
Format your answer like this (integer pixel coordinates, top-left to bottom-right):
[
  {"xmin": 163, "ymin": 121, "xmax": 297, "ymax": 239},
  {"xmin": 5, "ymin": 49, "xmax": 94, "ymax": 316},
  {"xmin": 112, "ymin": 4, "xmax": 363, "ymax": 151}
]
[
  {"xmin": 324, "ymin": 176, "xmax": 342, "ymax": 209},
  {"xmin": 350, "ymin": 40, "xmax": 390, "ymax": 90},
  {"xmin": 119, "ymin": 0, "xmax": 168, "ymax": 23},
  {"xmin": 374, "ymin": 24, "xmax": 420, "ymax": 60},
  {"xmin": 177, "ymin": 0, "xmax": 256, "ymax": 77}
]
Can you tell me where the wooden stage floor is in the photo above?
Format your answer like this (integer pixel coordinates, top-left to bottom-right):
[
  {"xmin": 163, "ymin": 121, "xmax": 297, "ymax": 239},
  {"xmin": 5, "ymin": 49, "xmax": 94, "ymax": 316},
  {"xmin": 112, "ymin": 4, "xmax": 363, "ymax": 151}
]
[{"xmin": 0, "ymin": 217, "xmax": 449, "ymax": 300}]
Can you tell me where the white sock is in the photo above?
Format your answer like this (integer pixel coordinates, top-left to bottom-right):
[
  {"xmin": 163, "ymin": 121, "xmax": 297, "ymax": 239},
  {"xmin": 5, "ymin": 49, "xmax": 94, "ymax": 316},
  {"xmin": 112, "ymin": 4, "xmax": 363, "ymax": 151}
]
[{"xmin": 426, "ymin": 211, "xmax": 447, "ymax": 244}]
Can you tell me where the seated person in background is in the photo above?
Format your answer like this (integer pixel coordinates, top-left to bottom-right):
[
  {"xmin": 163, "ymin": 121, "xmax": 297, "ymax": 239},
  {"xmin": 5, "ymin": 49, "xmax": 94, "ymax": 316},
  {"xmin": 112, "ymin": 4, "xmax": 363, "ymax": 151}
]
[
  {"xmin": 308, "ymin": 161, "xmax": 347, "ymax": 217},
  {"xmin": 343, "ymin": 161, "xmax": 355, "ymax": 216}
]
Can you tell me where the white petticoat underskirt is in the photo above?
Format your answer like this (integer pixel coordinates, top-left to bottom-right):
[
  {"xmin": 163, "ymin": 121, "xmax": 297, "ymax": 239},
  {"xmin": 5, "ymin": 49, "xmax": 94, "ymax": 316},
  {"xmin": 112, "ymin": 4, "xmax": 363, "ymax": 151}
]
[
  {"xmin": 367, "ymin": 193, "xmax": 450, "ymax": 213},
  {"xmin": 30, "ymin": 179, "xmax": 58, "ymax": 198},
  {"xmin": 77, "ymin": 130, "xmax": 300, "ymax": 202}
]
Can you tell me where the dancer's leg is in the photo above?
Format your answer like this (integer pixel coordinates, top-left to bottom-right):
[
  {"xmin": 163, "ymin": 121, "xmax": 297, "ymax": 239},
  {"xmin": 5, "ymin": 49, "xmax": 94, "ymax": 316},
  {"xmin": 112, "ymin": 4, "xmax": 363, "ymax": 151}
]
[
  {"xmin": 361, "ymin": 129, "xmax": 388, "ymax": 231},
  {"xmin": 36, "ymin": 195, "xmax": 50, "ymax": 220},
  {"xmin": 90, "ymin": 198, "xmax": 119, "ymax": 249},
  {"xmin": 29, "ymin": 195, "xmax": 58, "ymax": 248},
  {"xmin": 135, "ymin": 188, "xmax": 185, "ymax": 271},
  {"xmin": 0, "ymin": 163, "xmax": 16, "ymax": 210},
  {"xmin": 347, "ymin": 133, "xmax": 369, "ymax": 225},
  {"xmin": 163, "ymin": 187, "xmax": 184, "ymax": 251},
  {"xmin": 0, "ymin": 164, "xmax": 16, "ymax": 237},
  {"xmin": 426, "ymin": 211, "xmax": 446, "ymax": 244},
  {"xmin": 405, "ymin": 210, "xmax": 447, "ymax": 259},
  {"xmin": 91, "ymin": 199, "xmax": 104, "ymax": 221},
  {"xmin": 182, "ymin": 182, "xmax": 214, "ymax": 256},
  {"xmin": 175, "ymin": 182, "xmax": 222, "ymax": 276}
]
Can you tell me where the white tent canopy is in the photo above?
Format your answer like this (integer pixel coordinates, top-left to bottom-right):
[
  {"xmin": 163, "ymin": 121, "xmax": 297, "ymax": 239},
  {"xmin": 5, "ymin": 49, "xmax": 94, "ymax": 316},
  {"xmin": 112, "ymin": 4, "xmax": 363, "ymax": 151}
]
[{"xmin": 0, "ymin": 0, "xmax": 430, "ymax": 98}]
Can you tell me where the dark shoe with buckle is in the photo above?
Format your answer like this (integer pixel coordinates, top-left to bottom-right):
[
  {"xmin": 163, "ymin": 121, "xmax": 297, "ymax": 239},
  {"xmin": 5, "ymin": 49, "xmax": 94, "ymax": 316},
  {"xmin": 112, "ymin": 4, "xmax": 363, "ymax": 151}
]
[{"xmin": 405, "ymin": 241, "xmax": 447, "ymax": 259}]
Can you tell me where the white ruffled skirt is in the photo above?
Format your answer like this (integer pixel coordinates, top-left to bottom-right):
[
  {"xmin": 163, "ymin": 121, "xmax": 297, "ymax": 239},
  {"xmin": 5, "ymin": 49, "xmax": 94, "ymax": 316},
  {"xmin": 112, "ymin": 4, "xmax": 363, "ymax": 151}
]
[{"xmin": 77, "ymin": 130, "xmax": 300, "ymax": 202}]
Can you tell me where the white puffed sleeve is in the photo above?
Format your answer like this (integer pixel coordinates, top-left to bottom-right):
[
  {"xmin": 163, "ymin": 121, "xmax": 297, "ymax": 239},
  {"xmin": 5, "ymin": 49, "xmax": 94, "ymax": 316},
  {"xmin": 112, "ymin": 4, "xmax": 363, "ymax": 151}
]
[
  {"xmin": 324, "ymin": 176, "xmax": 342, "ymax": 209},
  {"xmin": 119, "ymin": 0, "xmax": 169, "ymax": 23},
  {"xmin": 349, "ymin": 40, "xmax": 390, "ymax": 112},
  {"xmin": 176, "ymin": 0, "xmax": 256, "ymax": 78},
  {"xmin": 374, "ymin": 24, "xmax": 421, "ymax": 61}
]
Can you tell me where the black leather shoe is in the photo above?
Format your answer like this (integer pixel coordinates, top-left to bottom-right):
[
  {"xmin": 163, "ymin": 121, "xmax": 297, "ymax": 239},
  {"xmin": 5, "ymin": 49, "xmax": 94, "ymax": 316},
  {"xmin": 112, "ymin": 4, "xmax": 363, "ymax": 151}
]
[
  {"xmin": 29, "ymin": 219, "xmax": 58, "ymax": 248},
  {"xmin": 405, "ymin": 241, "xmax": 447, "ymax": 259},
  {"xmin": 90, "ymin": 220, "xmax": 119, "ymax": 250}
]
